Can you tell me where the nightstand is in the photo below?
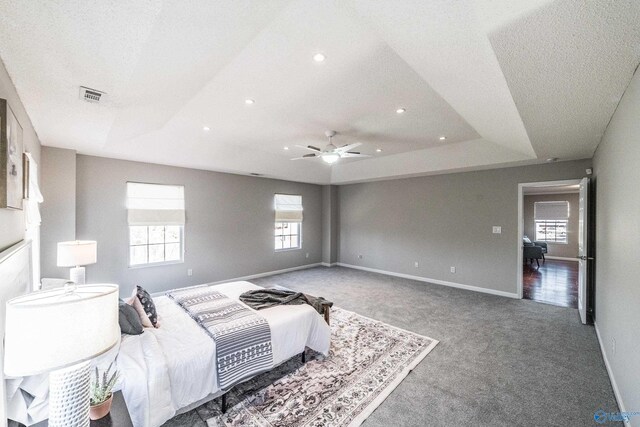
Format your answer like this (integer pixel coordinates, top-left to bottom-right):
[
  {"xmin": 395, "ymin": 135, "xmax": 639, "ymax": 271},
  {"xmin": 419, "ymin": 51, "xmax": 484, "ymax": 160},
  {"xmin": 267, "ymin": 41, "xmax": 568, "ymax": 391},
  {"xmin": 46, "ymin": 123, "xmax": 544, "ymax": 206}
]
[{"xmin": 14, "ymin": 391, "xmax": 132, "ymax": 427}]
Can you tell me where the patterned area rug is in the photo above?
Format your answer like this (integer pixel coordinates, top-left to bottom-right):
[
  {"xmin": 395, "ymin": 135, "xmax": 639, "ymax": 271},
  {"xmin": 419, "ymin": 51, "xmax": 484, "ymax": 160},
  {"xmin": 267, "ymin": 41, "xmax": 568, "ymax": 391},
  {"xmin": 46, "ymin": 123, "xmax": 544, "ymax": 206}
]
[{"xmin": 205, "ymin": 307, "xmax": 438, "ymax": 427}]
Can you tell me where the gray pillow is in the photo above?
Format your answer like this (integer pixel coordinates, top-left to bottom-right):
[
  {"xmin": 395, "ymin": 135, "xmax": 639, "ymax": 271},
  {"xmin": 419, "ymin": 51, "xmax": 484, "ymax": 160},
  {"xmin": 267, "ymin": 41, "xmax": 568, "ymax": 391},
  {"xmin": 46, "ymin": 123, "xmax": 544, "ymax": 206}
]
[{"xmin": 119, "ymin": 300, "xmax": 143, "ymax": 335}]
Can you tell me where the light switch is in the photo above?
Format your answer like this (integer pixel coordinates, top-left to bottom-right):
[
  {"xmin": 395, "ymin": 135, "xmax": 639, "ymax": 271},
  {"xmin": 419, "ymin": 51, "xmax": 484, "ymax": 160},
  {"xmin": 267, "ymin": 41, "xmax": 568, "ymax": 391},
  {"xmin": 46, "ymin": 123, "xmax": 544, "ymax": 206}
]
[{"xmin": 492, "ymin": 226, "xmax": 502, "ymax": 234}]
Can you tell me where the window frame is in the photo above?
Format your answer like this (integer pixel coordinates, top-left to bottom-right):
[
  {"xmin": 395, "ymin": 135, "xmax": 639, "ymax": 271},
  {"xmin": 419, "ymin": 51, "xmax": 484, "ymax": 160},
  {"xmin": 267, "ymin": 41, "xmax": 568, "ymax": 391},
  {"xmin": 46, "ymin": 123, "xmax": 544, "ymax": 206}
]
[
  {"xmin": 534, "ymin": 219, "xmax": 568, "ymax": 244},
  {"xmin": 274, "ymin": 221, "xmax": 302, "ymax": 252},
  {"xmin": 128, "ymin": 224, "xmax": 185, "ymax": 268}
]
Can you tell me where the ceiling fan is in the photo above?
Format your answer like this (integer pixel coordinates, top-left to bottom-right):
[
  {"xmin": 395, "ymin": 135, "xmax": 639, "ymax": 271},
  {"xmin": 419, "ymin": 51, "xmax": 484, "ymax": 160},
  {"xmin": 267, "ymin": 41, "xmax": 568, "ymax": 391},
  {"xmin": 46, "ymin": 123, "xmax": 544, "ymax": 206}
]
[{"xmin": 291, "ymin": 130, "xmax": 370, "ymax": 164}]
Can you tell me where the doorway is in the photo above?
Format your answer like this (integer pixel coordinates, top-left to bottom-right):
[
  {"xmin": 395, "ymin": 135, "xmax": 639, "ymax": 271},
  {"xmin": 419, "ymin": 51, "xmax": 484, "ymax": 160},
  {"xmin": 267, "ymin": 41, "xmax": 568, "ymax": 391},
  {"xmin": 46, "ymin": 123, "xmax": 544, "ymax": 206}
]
[{"xmin": 517, "ymin": 180, "xmax": 588, "ymax": 318}]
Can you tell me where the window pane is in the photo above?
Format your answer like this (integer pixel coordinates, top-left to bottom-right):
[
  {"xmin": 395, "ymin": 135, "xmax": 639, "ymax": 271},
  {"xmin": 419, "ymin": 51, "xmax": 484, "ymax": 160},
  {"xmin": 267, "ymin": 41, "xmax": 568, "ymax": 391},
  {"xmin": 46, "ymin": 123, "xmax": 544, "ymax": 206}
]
[
  {"xmin": 149, "ymin": 226, "xmax": 165, "ymax": 244},
  {"xmin": 130, "ymin": 245, "xmax": 148, "ymax": 265},
  {"xmin": 275, "ymin": 237, "xmax": 283, "ymax": 250},
  {"xmin": 149, "ymin": 244, "xmax": 165, "ymax": 263},
  {"xmin": 282, "ymin": 235, "xmax": 291, "ymax": 249},
  {"xmin": 130, "ymin": 226, "xmax": 148, "ymax": 245},
  {"xmin": 291, "ymin": 235, "xmax": 299, "ymax": 248},
  {"xmin": 165, "ymin": 226, "xmax": 180, "ymax": 243},
  {"xmin": 275, "ymin": 223, "xmax": 284, "ymax": 236},
  {"xmin": 290, "ymin": 222, "xmax": 299, "ymax": 234},
  {"xmin": 165, "ymin": 243, "xmax": 181, "ymax": 261}
]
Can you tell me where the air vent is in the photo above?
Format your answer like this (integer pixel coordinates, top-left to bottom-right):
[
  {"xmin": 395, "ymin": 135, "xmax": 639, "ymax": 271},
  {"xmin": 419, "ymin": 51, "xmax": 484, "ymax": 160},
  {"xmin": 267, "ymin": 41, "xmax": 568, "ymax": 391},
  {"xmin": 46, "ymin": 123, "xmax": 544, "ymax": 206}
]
[
  {"xmin": 79, "ymin": 86, "xmax": 105, "ymax": 103},
  {"xmin": 249, "ymin": 173, "xmax": 263, "ymax": 177}
]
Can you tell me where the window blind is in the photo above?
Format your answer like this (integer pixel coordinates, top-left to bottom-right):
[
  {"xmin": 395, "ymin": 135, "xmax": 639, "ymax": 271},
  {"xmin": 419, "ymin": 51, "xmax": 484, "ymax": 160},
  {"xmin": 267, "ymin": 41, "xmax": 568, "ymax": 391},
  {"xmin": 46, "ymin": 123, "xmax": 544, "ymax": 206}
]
[
  {"xmin": 534, "ymin": 201, "xmax": 569, "ymax": 220},
  {"xmin": 127, "ymin": 182, "xmax": 185, "ymax": 226},
  {"xmin": 274, "ymin": 194, "xmax": 303, "ymax": 222}
]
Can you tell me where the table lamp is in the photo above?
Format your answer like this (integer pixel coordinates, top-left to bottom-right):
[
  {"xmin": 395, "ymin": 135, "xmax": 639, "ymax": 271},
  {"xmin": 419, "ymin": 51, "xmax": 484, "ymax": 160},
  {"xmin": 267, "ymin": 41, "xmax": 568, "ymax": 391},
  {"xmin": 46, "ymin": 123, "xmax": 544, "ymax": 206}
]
[
  {"xmin": 4, "ymin": 284, "xmax": 119, "ymax": 427},
  {"xmin": 57, "ymin": 241, "xmax": 97, "ymax": 285}
]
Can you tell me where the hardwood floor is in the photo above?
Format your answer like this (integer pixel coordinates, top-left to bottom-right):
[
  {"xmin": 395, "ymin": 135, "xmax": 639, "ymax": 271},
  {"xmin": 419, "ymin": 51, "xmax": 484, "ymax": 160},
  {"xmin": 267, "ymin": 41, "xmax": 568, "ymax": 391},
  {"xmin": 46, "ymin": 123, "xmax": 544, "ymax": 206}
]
[{"xmin": 523, "ymin": 259, "xmax": 579, "ymax": 308}]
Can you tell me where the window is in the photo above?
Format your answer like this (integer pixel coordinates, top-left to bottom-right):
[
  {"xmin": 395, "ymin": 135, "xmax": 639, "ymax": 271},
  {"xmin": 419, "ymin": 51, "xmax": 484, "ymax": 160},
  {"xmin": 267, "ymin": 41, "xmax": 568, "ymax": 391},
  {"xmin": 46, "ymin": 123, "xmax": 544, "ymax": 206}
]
[
  {"xmin": 127, "ymin": 182, "xmax": 185, "ymax": 266},
  {"xmin": 535, "ymin": 220, "xmax": 568, "ymax": 243},
  {"xmin": 274, "ymin": 194, "xmax": 302, "ymax": 251},
  {"xmin": 275, "ymin": 222, "xmax": 301, "ymax": 250},
  {"xmin": 534, "ymin": 201, "xmax": 569, "ymax": 244}
]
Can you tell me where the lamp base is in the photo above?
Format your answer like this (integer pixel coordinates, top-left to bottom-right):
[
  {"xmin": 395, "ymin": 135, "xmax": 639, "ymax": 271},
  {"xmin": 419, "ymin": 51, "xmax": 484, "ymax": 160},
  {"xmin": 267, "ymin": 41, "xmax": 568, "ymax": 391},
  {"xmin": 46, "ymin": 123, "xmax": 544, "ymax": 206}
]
[
  {"xmin": 49, "ymin": 361, "xmax": 91, "ymax": 427},
  {"xmin": 69, "ymin": 267, "xmax": 86, "ymax": 285}
]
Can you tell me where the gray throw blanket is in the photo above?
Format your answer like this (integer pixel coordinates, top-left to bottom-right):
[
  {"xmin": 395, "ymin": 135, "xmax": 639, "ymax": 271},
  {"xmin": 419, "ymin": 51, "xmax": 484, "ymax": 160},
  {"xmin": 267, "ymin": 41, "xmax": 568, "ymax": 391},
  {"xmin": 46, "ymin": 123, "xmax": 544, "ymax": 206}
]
[
  {"xmin": 167, "ymin": 286, "xmax": 273, "ymax": 390},
  {"xmin": 239, "ymin": 288, "xmax": 333, "ymax": 314}
]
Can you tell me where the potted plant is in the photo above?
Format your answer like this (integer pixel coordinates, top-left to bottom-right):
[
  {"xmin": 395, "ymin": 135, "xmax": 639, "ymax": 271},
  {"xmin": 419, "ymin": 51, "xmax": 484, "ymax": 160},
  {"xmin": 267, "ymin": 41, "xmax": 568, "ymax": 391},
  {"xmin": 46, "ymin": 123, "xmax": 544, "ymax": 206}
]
[{"xmin": 89, "ymin": 362, "xmax": 119, "ymax": 420}]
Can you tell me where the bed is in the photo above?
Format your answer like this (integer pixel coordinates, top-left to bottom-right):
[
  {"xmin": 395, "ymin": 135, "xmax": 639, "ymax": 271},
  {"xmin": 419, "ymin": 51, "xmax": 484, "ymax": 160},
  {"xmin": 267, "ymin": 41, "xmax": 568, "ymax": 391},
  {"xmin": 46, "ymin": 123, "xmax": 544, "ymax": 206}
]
[
  {"xmin": 5, "ymin": 279, "xmax": 331, "ymax": 427},
  {"xmin": 110, "ymin": 280, "xmax": 331, "ymax": 427}
]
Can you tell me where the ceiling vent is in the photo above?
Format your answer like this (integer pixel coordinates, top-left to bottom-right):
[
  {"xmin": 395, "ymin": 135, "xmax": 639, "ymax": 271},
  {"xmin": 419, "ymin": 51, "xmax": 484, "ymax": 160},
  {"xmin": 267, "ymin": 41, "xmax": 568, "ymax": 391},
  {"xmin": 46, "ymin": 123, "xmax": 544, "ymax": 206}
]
[{"xmin": 79, "ymin": 86, "xmax": 105, "ymax": 103}]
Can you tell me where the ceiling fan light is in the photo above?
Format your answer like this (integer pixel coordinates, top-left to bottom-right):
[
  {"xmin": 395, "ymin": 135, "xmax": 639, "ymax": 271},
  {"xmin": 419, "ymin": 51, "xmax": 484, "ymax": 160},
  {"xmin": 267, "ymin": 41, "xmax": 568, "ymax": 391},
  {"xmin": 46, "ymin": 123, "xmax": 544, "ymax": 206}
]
[{"xmin": 322, "ymin": 154, "xmax": 340, "ymax": 164}]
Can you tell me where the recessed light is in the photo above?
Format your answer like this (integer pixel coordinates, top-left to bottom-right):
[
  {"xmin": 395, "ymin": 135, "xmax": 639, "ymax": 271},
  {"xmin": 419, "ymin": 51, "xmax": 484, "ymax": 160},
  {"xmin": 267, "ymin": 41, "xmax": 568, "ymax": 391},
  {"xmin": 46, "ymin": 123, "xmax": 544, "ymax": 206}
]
[
  {"xmin": 284, "ymin": 146, "xmax": 289, "ymax": 150},
  {"xmin": 245, "ymin": 99, "xmax": 255, "ymax": 105},
  {"xmin": 313, "ymin": 53, "xmax": 326, "ymax": 62},
  {"xmin": 203, "ymin": 126, "xmax": 210, "ymax": 131},
  {"xmin": 376, "ymin": 148, "xmax": 382, "ymax": 153},
  {"xmin": 439, "ymin": 136, "xmax": 446, "ymax": 140},
  {"xmin": 396, "ymin": 108, "xmax": 406, "ymax": 114}
]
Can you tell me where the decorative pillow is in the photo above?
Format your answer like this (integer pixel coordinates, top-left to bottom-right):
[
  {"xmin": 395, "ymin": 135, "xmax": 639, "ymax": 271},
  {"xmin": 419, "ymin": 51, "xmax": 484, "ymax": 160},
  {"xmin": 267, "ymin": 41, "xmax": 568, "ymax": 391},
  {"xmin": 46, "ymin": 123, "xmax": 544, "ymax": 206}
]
[
  {"xmin": 128, "ymin": 287, "xmax": 154, "ymax": 328},
  {"xmin": 118, "ymin": 300, "xmax": 143, "ymax": 335},
  {"xmin": 136, "ymin": 285, "xmax": 159, "ymax": 328},
  {"xmin": 523, "ymin": 236, "xmax": 532, "ymax": 244}
]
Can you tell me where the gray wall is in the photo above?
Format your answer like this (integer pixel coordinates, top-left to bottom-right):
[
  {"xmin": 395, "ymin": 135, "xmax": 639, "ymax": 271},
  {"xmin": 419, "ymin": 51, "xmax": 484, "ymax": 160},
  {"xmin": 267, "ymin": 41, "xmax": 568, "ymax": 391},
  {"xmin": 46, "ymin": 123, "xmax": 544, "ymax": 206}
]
[
  {"xmin": 523, "ymin": 193, "xmax": 579, "ymax": 258},
  {"xmin": 338, "ymin": 159, "xmax": 591, "ymax": 295},
  {"xmin": 0, "ymin": 60, "xmax": 41, "ymax": 251},
  {"xmin": 40, "ymin": 147, "xmax": 76, "ymax": 278},
  {"xmin": 321, "ymin": 185, "xmax": 339, "ymax": 264},
  {"xmin": 592, "ymin": 67, "xmax": 640, "ymax": 422},
  {"xmin": 74, "ymin": 155, "xmax": 322, "ymax": 296}
]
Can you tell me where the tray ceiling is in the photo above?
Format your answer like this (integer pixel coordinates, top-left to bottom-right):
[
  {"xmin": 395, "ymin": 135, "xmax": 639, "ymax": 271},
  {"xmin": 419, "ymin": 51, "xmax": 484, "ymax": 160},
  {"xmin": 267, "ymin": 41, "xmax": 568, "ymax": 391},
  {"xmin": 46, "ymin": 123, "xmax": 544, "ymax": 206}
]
[{"xmin": 0, "ymin": 0, "xmax": 638, "ymax": 184}]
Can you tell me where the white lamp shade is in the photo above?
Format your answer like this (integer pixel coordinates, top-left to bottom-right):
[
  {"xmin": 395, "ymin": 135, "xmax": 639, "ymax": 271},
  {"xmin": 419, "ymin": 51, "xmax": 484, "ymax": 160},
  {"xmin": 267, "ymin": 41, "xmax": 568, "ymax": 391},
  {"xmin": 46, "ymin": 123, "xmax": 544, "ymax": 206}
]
[
  {"xmin": 4, "ymin": 284, "xmax": 119, "ymax": 377},
  {"xmin": 57, "ymin": 240, "xmax": 97, "ymax": 267}
]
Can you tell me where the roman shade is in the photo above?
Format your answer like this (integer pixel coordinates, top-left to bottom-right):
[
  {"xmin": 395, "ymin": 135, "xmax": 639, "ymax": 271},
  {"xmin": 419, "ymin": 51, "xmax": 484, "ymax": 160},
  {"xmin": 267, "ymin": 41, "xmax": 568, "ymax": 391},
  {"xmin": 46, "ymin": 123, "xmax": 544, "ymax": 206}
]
[
  {"xmin": 274, "ymin": 194, "xmax": 303, "ymax": 222},
  {"xmin": 534, "ymin": 201, "xmax": 569, "ymax": 220},
  {"xmin": 127, "ymin": 182, "xmax": 185, "ymax": 226}
]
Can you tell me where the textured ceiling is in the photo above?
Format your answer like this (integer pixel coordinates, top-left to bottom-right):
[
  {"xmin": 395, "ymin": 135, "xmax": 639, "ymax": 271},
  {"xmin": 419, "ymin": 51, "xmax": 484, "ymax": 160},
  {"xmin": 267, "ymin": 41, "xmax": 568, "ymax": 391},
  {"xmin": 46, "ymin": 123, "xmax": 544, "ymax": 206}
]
[{"xmin": 0, "ymin": 0, "xmax": 638, "ymax": 184}]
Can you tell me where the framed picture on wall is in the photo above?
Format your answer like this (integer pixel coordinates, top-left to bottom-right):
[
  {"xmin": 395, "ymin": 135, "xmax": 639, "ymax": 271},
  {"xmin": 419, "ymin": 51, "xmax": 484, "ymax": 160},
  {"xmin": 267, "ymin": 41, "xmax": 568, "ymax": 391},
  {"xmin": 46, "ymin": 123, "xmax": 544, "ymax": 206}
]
[{"xmin": 0, "ymin": 98, "xmax": 24, "ymax": 209}]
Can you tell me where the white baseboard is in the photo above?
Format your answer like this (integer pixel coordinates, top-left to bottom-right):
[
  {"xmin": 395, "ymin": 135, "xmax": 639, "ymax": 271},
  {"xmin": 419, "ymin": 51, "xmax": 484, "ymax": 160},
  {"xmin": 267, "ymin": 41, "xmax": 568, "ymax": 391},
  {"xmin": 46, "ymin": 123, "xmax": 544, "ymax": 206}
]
[
  {"xmin": 594, "ymin": 322, "xmax": 629, "ymax": 425},
  {"xmin": 546, "ymin": 255, "xmax": 579, "ymax": 262},
  {"xmin": 213, "ymin": 263, "xmax": 322, "ymax": 284},
  {"xmin": 321, "ymin": 262, "xmax": 337, "ymax": 267},
  {"xmin": 336, "ymin": 263, "xmax": 519, "ymax": 299}
]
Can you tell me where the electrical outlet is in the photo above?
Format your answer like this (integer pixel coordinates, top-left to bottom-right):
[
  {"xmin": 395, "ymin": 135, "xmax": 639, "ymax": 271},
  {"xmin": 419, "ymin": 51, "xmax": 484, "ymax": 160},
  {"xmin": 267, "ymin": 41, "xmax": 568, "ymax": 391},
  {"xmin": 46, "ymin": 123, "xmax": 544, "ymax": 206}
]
[
  {"xmin": 492, "ymin": 226, "xmax": 502, "ymax": 234},
  {"xmin": 357, "ymin": 254, "xmax": 363, "ymax": 259},
  {"xmin": 450, "ymin": 266, "xmax": 456, "ymax": 273},
  {"xmin": 611, "ymin": 338, "xmax": 616, "ymax": 356},
  {"xmin": 305, "ymin": 252, "xmax": 309, "ymax": 258},
  {"xmin": 187, "ymin": 269, "xmax": 193, "ymax": 277},
  {"xmin": 414, "ymin": 261, "xmax": 419, "ymax": 268}
]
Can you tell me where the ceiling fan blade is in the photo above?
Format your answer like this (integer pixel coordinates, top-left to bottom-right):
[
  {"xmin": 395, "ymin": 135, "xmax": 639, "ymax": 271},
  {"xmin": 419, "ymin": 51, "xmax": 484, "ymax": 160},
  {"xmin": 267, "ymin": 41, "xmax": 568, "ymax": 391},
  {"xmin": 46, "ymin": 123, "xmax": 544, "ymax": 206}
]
[
  {"xmin": 294, "ymin": 145, "xmax": 322, "ymax": 152},
  {"xmin": 336, "ymin": 142, "xmax": 362, "ymax": 153},
  {"xmin": 291, "ymin": 153, "xmax": 318, "ymax": 160},
  {"xmin": 341, "ymin": 153, "xmax": 371, "ymax": 158}
]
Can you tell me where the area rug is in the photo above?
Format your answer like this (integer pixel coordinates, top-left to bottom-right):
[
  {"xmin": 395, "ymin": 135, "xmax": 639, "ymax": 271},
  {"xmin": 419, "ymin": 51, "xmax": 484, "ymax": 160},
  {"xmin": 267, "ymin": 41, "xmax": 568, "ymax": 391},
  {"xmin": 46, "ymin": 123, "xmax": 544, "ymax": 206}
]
[{"xmin": 205, "ymin": 307, "xmax": 438, "ymax": 427}]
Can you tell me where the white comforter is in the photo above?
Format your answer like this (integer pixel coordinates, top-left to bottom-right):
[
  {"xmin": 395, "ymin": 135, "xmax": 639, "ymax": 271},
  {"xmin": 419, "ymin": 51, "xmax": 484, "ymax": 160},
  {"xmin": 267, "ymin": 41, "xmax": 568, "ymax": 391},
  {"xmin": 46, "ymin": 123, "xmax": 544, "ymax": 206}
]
[{"xmin": 118, "ymin": 281, "xmax": 331, "ymax": 427}]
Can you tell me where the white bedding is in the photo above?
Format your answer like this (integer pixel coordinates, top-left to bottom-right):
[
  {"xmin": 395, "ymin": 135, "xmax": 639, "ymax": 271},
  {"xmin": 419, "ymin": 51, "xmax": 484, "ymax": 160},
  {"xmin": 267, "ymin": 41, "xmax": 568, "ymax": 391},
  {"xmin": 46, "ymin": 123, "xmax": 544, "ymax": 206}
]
[{"xmin": 118, "ymin": 281, "xmax": 331, "ymax": 427}]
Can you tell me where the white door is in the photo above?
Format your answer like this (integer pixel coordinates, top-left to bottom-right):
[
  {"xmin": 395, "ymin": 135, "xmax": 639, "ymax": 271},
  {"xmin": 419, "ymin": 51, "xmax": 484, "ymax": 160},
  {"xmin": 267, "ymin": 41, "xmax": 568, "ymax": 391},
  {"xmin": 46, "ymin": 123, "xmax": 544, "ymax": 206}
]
[{"xmin": 577, "ymin": 177, "xmax": 589, "ymax": 324}]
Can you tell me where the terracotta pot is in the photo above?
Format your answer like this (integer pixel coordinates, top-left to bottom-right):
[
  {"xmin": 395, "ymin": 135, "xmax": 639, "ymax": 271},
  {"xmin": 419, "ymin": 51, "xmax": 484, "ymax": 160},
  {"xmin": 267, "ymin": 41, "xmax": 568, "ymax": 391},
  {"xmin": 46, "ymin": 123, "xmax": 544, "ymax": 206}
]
[{"xmin": 89, "ymin": 393, "xmax": 113, "ymax": 420}]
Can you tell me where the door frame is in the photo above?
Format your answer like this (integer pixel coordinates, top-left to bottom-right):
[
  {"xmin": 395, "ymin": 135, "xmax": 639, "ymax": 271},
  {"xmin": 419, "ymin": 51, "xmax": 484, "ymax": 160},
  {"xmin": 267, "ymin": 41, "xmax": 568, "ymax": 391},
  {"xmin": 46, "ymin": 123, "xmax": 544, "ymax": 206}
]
[{"xmin": 517, "ymin": 179, "xmax": 582, "ymax": 299}]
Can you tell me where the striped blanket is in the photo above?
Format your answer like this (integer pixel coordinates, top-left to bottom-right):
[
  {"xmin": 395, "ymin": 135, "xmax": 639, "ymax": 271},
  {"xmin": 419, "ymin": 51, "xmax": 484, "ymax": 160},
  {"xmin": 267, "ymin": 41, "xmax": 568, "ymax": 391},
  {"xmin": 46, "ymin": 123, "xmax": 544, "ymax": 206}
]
[{"xmin": 166, "ymin": 286, "xmax": 273, "ymax": 390}]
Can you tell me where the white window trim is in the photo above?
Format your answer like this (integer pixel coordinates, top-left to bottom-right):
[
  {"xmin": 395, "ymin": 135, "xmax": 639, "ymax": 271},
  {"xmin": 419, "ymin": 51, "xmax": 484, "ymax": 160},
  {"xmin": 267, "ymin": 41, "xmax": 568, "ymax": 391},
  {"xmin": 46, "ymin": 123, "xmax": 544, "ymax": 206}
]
[
  {"xmin": 535, "ymin": 219, "xmax": 569, "ymax": 244},
  {"xmin": 274, "ymin": 221, "xmax": 302, "ymax": 252},
  {"xmin": 128, "ymin": 225, "xmax": 186, "ymax": 268}
]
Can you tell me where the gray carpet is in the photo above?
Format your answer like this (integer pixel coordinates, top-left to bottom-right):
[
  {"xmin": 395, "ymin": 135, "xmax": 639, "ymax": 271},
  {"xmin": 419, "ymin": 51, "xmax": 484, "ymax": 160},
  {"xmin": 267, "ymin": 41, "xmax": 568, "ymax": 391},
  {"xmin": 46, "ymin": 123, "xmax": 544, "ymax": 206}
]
[{"xmin": 162, "ymin": 266, "xmax": 620, "ymax": 427}]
